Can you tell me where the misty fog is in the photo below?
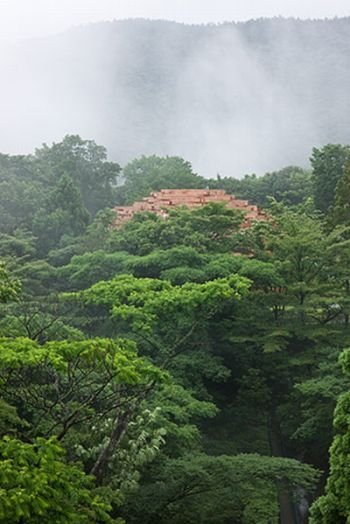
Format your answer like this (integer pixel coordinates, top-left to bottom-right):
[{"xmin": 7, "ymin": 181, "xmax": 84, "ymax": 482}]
[{"xmin": 1, "ymin": 18, "xmax": 350, "ymax": 176}]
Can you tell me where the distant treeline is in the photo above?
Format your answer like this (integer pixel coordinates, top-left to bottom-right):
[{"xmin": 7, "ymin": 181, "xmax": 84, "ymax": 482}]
[{"xmin": 1, "ymin": 135, "xmax": 348, "ymax": 259}]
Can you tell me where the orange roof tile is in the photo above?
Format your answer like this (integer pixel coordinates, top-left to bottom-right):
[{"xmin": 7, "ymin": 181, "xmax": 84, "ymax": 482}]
[{"xmin": 112, "ymin": 189, "xmax": 267, "ymax": 229}]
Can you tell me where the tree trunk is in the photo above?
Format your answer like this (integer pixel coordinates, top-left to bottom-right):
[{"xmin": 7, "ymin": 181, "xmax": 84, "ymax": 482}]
[
  {"xmin": 90, "ymin": 408, "xmax": 131, "ymax": 484},
  {"xmin": 268, "ymin": 410, "xmax": 296, "ymax": 524}
]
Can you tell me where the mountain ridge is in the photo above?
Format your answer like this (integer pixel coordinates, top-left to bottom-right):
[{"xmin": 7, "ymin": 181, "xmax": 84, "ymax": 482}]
[{"xmin": 1, "ymin": 17, "xmax": 350, "ymax": 176}]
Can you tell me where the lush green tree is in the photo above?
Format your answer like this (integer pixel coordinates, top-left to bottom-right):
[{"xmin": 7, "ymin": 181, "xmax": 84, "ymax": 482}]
[
  {"xmin": 117, "ymin": 155, "xmax": 206, "ymax": 204},
  {"xmin": 209, "ymin": 166, "xmax": 313, "ymax": 207},
  {"xmin": 0, "ymin": 337, "xmax": 165, "ymax": 486},
  {"xmin": 0, "ymin": 295, "xmax": 83, "ymax": 341},
  {"xmin": 109, "ymin": 203, "xmax": 243, "ymax": 255},
  {"xmin": 77, "ymin": 208, "xmax": 118, "ymax": 254},
  {"xmin": 331, "ymin": 164, "xmax": 350, "ymax": 227},
  {"xmin": 123, "ymin": 453, "xmax": 318, "ymax": 524},
  {"xmin": 72, "ymin": 275, "xmax": 249, "ymax": 384},
  {"xmin": 59, "ymin": 250, "xmax": 132, "ymax": 290},
  {"xmin": 32, "ymin": 174, "xmax": 90, "ymax": 254},
  {"xmin": 309, "ymin": 348, "xmax": 350, "ymax": 523},
  {"xmin": 59, "ymin": 245, "xmax": 269, "ymax": 292},
  {"xmin": 285, "ymin": 347, "xmax": 349, "ymax": 467},
  {"xmin": 0, "ymin": 136, "xmax": 120, "ymax": 256},
  {"xmin": 228, "ymin": 205, "xmax": 335, "ymax": 355},
  {"xmin": 311, "ymin": 144, "xmax": 350, "ymax": 214},
  {"xmin": 217, "ymin": 204, "xmax": 350, "ymax": 479},
  {"xmin": 0, "ymin": 230, "xmax": 37, "ymax": 261},
  {"xmin": 253, "ymin": 203, "xmax": 347, "ymax": 330},
  {"xmin": 34, "ymin": 135, "xmax": 121, "ymax": 215},
  {"xmin": 0, "ymin": 262, "xmax": 20, "ymax": 304},
  {"xmin": 0, "ymin": 333, "xmax": 227, "ymax": 518},
  {"xmin": 0, "ymin": 436, "xmax": 117, "ymax": 523},
  {"xmin": 0, "ymin": 154, "xmax": 43, "ymax": 235}
]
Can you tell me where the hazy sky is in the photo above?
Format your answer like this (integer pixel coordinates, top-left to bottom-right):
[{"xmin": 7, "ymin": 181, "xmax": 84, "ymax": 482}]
[{"xmin": 1, "ymin": 0, "xmax": 350, "ymax": 42}]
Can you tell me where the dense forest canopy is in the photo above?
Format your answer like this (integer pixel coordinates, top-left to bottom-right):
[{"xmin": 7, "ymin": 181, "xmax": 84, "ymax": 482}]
[
  {"xmin": 1, "ymin": 18, "xmax": 350, "ymax": 174},
  {"xmin": 1, "ymin": 134, "xmax": 350, "ymax": 522}
]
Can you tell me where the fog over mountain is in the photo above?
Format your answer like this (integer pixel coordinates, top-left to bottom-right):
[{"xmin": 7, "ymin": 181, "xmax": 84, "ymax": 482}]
[{"xmin": 1, "ymin": 17, "xmax": 350, "ymax": 176}]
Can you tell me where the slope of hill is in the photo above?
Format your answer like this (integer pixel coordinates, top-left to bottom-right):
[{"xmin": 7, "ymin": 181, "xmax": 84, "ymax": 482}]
[{"xmin": 1, "ymin": 17, "xmax": 350, "ymax": 175}]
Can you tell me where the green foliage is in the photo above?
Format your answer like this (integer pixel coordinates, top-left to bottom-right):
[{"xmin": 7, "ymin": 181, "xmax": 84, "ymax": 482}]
[
  {"xmin": 311, "ymin": 144, "xmax": 350, "ymax": 214},
  {"xmin": 281, "ymin": 348, "xmax": 348, "ymax": 466},
  {"xmin": 0, "ymin": 230, "xmax": 36, "ymax": 260},
  {"xmin": 109, "ymin": 203, "xmax": 243, "ymax": 255},
  {"xmin": 78, "ymin": 273, "xmax": 249, "ymax": 333},
  {"xmin": 59, "ymin": 250, "xmax": 132, "ymax": 289},
  {"xmin": 117, "ymin": 155, "xmax": 206, "ymax": 204},
  {"xmin": 124, "ymin": 453, "xmax": 319, "ymax": 524},
  {"xmin": 71, "ymin": 273, "xmax": 249, "ymax": 393},
  {"xmin": 14, "ymin": 259, "xmax": 59, "ymax": 296},
  {"xmin": 0, "ymin": 436, "xmax": 116, "ymax": 523},
  {"xmin": 256, "ymin": 204, "xmax": 347, "ymax": 329},
  {"xmin": 309, "ymin": 348, "xmax": 350, "ymax": 523},
  {"xmin": 67, "ymin": 272, "xmax": 250, "ymax": 399},
  {"xmin": 0, "ymin": 334, "xmax": 169, "ymax": 513},
  {"xmin": 33, "ymin": 173, "xmax": 90, "ymax": 254},
  {"xmin": 60, "ymin": 247, "xmax": 249, "ymax": 290},
  {"xmin": 331, "ymin": 164, "xmax": 350, "ymax": 227},
  {"xmin": 0, "ymin": 154, "xmax": 43, "ymax": 235},
  {"xmin": 0, "ymin": 136, "xmax": 120, "ymax": 255},
  {"xmin": 0, "ymin": 337, "xmax": 164, "ymax": 440},
  {"xmin": 129, "ymin": 246, "xmax": 205, "ymax": 279},
  {"xmin": 0, "ymin": 263, "xmax": 20, "ymax": 304},
  {"xmin": 34, "ymin": 135, "xmax": 121, "ymax": 215},
  {"xmin": 210, "ymin": 166, "xmax": 313, "ymax": 207}
]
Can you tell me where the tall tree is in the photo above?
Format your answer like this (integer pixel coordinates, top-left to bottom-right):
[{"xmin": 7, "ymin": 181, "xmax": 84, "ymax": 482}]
[
  {"xmin": 310, "ymin": 348, "xmax": 350, "ymax": 523},
  {"xmin": 33, "ymin": 174, "xmax": 90, "ymax": 254},
  {"xmin": 117, "ymin": 155, "xmax": 206, "ymax": 205},
  {"xmin": 311, "ymin": 144, "xmax": 350, "ymax": 214},
  {"xmin": 331, "ymin": 164, "xmax": 350, "ymax": 226},
  {"xmin": 209, "ymin": 166, "xmax": 313, "ymax": 207},
  {"xmin": 34, "ymin": 135, "xmax": 121, "ymax": 215},
  {"xmin": 0, "ymin": 262, "xmax": 20, "ymax": 304},
  {"xmin": 0, "ymin": 436, "xmax": 116, "ymax": 523}
]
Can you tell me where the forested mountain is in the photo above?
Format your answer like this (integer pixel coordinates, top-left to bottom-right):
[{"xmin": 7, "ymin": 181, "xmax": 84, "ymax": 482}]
[{"xmin": 1, "ymin": 17, "xmax": 350, "ymax": 175}]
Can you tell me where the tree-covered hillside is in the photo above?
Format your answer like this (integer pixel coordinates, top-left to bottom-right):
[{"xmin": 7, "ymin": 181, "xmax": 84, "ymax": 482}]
[
  {"xmin": 1, "ymin": 135, "xmax": 350, "ymax": 522},
  {"xmin": 1, "ymin": 17, "xmax": 350, "ymax": 175}
]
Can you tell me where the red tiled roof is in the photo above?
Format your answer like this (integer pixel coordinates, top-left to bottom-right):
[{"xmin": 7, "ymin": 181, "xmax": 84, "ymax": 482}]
[{"xmin": 112, "ymin": 189, "xmax": 267, "ymax": 228}]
